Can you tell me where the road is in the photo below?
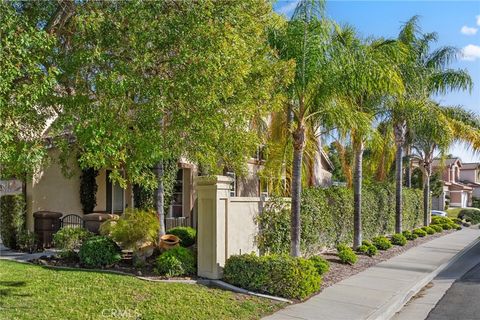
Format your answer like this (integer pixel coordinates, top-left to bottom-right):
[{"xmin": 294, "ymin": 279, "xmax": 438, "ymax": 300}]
[{"xmin": 426, "ymin": 262, "xmax": 480, "ymax": 320}]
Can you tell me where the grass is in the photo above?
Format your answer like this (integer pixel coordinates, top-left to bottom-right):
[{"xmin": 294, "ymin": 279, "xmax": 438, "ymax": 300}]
[
  {"xmin": 446, "ymin": 208, "xmax": 463, "ymax": 218},
  {"xmin": 0, "ymin": 260, "xmax": 284, "ymax": 320}
]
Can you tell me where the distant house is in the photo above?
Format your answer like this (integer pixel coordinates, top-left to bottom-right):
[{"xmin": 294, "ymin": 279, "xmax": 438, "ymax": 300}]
[
  {"xmin": 460, "ymin": 163, "xmax": 480, "ymax": 199},
  {"xmin": 431, "ymin": 158, "xmax": 473, "ymax": 210}
]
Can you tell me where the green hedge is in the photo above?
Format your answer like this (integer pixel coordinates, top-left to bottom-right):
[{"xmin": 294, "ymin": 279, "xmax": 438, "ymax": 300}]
[
  {"xmin": 256, "ymin": 184, "xmax": 423, "ymax": 254},
  {"xmin": 223, "ymin": 254, "xmax": 321, "ymax": 300},
  {"xmin": 0, "ymin": 195, "xmax": 26, "ymax": 249}
]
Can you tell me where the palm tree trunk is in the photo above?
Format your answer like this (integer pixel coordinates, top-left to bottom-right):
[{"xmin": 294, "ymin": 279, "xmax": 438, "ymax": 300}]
[
  {"xmin": 405, "ymin": 145, "xmax": 412, "ymax": 188},
  {"xmin": 423, "ymin": 170, "xmax": 430, "ymax": 226},
  {"xmin": 394, "ymin": 121, "xmax": 406, "ymax": 234},
  {"xmin": 290, "ymin": 125, "xmax": 305, "ymax": 257},
  {"xmin": 156, "ymin": 162, "xmax": 166, "ymax": 242},
  {"xmin": 353, "ymin": 141, "xmax": 364, "ymax": 249}
]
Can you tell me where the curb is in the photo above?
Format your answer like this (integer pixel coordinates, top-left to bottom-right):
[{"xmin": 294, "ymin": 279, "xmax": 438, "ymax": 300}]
[
  {"xmin": 366, "ymin": 232, "xmax": 480, "ymax": 320},
  {"xmin": 209, "ymin": 280, "xmax": 293, "ymax": 303}
]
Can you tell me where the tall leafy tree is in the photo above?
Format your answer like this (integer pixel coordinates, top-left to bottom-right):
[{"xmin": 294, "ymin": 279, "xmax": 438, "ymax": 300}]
[
  {"xmin": 15, "ymin": 1, "xmax": 290, "ymax": 239},
  {"xmin": 0, "ymin": 3, "xmax": 57, "ymax": 178},
  {"xmin": 389, "ymin": 16, "xmax": 473, "ymax": 233}
]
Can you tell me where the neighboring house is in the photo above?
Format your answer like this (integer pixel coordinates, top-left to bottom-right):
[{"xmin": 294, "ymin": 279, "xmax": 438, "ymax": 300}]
[
  {"xmin": 431, "ymin": 158, "xmax": 473, "ymax": 210},
  {"xmin": 460, "ymin": 163, "xmax": 480, "ymax": 199},
  {"xmin": 25, "ymin": 147, "xmax": 333, "ymax": 232}
]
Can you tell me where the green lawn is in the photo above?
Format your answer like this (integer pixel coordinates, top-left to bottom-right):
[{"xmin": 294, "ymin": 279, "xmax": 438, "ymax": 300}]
[
  {"xmin": 446, "ymin": 208, "xmax": 463, "ymax": 218},
  {"xmin": 0, "ymin": 260, "xmax": 283, "ymax": 320}
]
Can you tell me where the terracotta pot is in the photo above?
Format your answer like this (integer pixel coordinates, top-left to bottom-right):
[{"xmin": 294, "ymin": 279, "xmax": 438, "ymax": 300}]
[{"xmin": 159, "ymin": 234, "xmax": 180, "ymax": 250}]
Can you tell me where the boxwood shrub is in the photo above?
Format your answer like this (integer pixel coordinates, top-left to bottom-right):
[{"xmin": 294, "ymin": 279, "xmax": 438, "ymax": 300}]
[
  {"xmin": 167, "ymin": 227, "xmax": 196, "ymax": 247},
  {"xmin": 308, "ymin": 256, "xmax": 330, "ymax": 275},
  {"xmin": 256, "ymin": 184, "xmax": 423, "ymax": 254},
  {"xmin": 421, "ymin": 226, "xmax": 435, "ymax": 235},
  {"xmin": 223, "ymin": 254, "xmax": 321, "ymax": 300},
  {"xmin": 79, "ymin": 236, "xmax": 122, "ymax": 268},
  {"xmin": 413, "ymin": 228, "xmax": 427, "ymax": 237},
  {"xmin": 459, "ymin": 208, "xmax": 480, "ymax": 224},
  {"xmin": 391, "ymin": 233, "xmax": 407, "ymax": 246},
  {"xmin": 431, "ymin": 225, "xmax": 443, "ymax": 233},
  {"xmin": 54, "ymin": 227, "xmax": 93, "ymax": 259},
  {"xmin": 372, "ymin": 236, "xmax": 392, "ymax": 250},
  {"xmin": 155, "ymin": 246, "xmax": 195, "ymax": 277},
  {"xmin": 357, "ymin": 241, "xmax": 378, "ymax": 256},
  {"xmin": 338, "ymin": 247, "xmax": 358, "ymax": 264},
  {"xmin": 402, "ymin": 230, "xmax": 417, "ymax": 240}
]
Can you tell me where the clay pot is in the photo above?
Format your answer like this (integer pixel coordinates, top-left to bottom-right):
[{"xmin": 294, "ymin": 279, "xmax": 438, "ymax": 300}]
[{"xmin": 159, "ymin": 234, "xmax": 180, "ymax": 250}]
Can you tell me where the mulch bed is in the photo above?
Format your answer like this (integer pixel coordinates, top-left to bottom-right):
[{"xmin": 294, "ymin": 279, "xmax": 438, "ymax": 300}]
[
  {"xmin": 29, "ymin": 255, "xmax": 197, "ymax": 281},
  {"xmin": 319, "ymin": 230, "xmax": 455, "ymax": 290}
]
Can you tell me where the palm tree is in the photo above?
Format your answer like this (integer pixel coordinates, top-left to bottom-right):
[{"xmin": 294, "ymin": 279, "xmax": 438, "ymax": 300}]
[
  {"xmin": 269, "ymin": 0, "xmax": 359, "ymax": 256},
  {"xmin": 390, "ymin": 16, "xmax": 473, "ymax": 233},
  {"xmin": 411, "ymin": 103, "xmax": 480, "ymax": 226},
  {"xmin": 332, "ymin": 27, "xmax": 404, "ymax": 248}
]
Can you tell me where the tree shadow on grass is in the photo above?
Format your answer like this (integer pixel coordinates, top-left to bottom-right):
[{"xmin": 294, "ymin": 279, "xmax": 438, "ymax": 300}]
[{"xmin": 0, "ymin": 281, "xmax": 31, "ymax": 298}]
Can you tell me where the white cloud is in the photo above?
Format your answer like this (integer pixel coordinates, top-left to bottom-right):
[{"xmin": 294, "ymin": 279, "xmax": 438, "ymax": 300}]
[
  {"xmin": 461, "ymin": 26, "xmax": 478, "ymax": 35},
  {"xmin": 477, "ymin": 15, "xmax": 480, "ymax": 26},
  {"xmin": 461, "ymin": 44, "xmax": 480, "ymax": 61},
  {"xmin": 276, "ymin": 0, "xmax": 301, "ymax": 17}
]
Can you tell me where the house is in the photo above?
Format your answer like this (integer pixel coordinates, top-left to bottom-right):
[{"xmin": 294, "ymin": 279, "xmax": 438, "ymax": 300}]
[
  {"xmin": 431, "ymin": 158, "xmax": 473, "ymax": 210},
  {"xmin": 24, "ymin": 147, "xmax": 333, "ymax": 233},
  {"xmin": 460, "ymin": 163, "xmax": 480, "ymax": 199}
]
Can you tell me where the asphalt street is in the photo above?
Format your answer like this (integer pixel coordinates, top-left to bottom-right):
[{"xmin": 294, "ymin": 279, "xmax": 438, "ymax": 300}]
[{"xmin": 426, "ymin": 259, "xmax": 480, "ymax": 320}]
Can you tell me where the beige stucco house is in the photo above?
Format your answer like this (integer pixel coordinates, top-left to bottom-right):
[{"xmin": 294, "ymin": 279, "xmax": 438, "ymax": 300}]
[
  {"xmin": 25, "ymin": 147, "xmax": 333, "ymax": 232},
  {"xmin": 460, "ymin": 163, "xmax": 480, "ymax": 199},
  {"xmin": 431, "ymin": 158, "xmax": 473, "ymax": 210}
]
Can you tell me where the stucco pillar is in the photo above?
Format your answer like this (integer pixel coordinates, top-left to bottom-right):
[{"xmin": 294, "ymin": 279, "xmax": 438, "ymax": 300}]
[{"xmin": 195, "ymin": 175, "xmax": 233, "ymax": 279}]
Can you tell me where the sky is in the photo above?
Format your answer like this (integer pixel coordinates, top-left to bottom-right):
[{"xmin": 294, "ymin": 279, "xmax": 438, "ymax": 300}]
[{"xmin": 274, "ymin": 0, "xmax": 480, "ymax": 162}]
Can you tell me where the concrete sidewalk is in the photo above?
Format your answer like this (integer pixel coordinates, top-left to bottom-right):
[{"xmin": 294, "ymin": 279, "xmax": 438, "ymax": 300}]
[
  {"xmin": 0, "ymin": 243, "xmax": 56, "ymax": 262},
  {"xmin": 264, "ymin": 228, "xmax": 480, "ymax": 320}
]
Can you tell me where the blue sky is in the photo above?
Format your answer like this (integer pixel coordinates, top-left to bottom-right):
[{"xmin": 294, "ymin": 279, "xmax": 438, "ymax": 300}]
[{"xmin": 274, "ymin": 0, "xmax": 480, "ymax": 162}]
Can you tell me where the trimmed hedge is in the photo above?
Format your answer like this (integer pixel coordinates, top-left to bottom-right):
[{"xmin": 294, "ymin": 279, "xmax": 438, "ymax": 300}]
[
  {"xmin": 459, "ymin": 208, "xmax": 480, "ymax": 224},
  {"xmin": 167, "ymin": 227, "xmax": 196, "ymax": 247},
  {"xmin": 372, "ymin": 236, "xmax": 392, "ymax": 250},
  {"xmin": 338, "ymin": 247, "xmax": 357, "ymax": 264},
  {"xmin": 402, "ymin": 230, "xmax": 417, "ymax": 240},
  {"xmin": 413, "ymin": 228, "xmax": 427, "ymax": 237},
  {"xmin": 422, "ymin": 226, "xmax": 435, "ymax": 235},
  {"xmin": 257, "ymin": 184, "xmax": 423, "ymax": 253},
  {"xmin": 391, "ymin": 233, "xmax": 407, "ymax": 246},
  {"xmin": 223, "ymin": 254, "xmax": 321, "ymax": 300},
  {"xmin": 0, "ymin": 195, "xmax": 26, "ymax": 249},
  {"xmin": 308, "ymin": 256, "xmax": 330, "ymax": 275}
]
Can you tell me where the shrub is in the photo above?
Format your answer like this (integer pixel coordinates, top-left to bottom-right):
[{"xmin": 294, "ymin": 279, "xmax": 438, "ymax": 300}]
[
  {"xmin": 431, "ymin": 216, "xmax": 454, "ymax": 225},
  {"xmin": 0, "ymin": 195, "xmax": 26, "ymax": 249},
  {"xmin": 16, "ymin": 231, "xmax": 38, "ymax": 253},
  {"xmin": 431, "ymin": 225, "xmax": 443, "ymax": 233},
  {"xmin": 402, "ymin": 230, "xmax": 417, "ymax": 240},
  {"xmin": 336, "ymin": 243, "xmax": 349, "ymax": 252},
  {"xmin": 421, "ymin": 226, "xmax": 435, "ymax": 235},
  {"xmin": 100, "ymin": 209, "xmax": 159, "ymax": 251},
  {"xmin": 391, "ymin": 233, "xmax": 407, "ymax": 246},
  {"xmin": 223, "ymin": 254, "xmax": 321, "ymax": 300},
  {"xmin": 361, "ymin": 240, "xmax": 372, "ymax": 247},
  {"xmin": 452, "ymin": 218, "xmax": 463, "ymax": 225},
  {"xmin": 338, "ymin": 247, "xmax": 358, "ymax": 264},
  {"xmin": 459, "ymin": 208, "xmax": 480, "ymax": 224},
  {"xmin": 54, "ymin": 227, "xmax": 93, "ymax": 258},
  {"xmin": 413, "ymin": 228, "xmax": 427, "ymax": 237},
  {"xmin": 167, "ymin": 227, "xmax": 196, "ymax": 247},
  {"xmin": 155, "ymin": 246, "xmax": 195, "ymax": 277},
  {"xmin": 455, "ymin": 224, "xmax": 462, "ymax": 230},
  {"xmin": 308, "ymin": 256, "xmax": 330, "ymax": 275},
  {"xmin": 257, "ymin": 184, "xmax": 423, "ymax": 254},
  {"xmin": 441, "ymin": 223, "xmax": 453, "ymax": 230},
  {"xmin": 372, "ymin": 236, "xmax": 392, "ymax": 250},
  {"xmin": 79, "ymin": 236, "xmax": 122, "ymax": 268},
  {"xmin": 357, "ymin": 244, "xmax": 377, "ymax": 257}
]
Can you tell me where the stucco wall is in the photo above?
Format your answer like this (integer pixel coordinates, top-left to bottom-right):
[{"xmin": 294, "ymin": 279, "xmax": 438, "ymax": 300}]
[
  {"xmin": 460, "ymin": 169, "xmax": 476, "ymax": 183},
  {"xmin": 26, "ymin": 152, "xmax": 82, "ymax": 231}
]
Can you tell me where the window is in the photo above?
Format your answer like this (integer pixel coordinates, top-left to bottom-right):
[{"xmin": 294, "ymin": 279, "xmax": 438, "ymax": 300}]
[
  {"xmin": 106, "ymin": 170, "xmax": 125, "ymax": 213},
  {"xmin": 170, "ymin": 169, "xmax": 183, "ymax": 217}
]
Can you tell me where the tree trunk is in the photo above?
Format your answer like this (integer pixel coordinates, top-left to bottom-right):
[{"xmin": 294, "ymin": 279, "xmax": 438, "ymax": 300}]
[
  {"xmin": 353, "ymin": 141, "xmax": 364, "ymax": 249},
  {"xmin": 405, "ymin": 146, "xmax": 412, "ymax": 188},
  {"xmin": 423, "ymin": 162, "xmax": 432, "ymax": 226},
  {"xmin": 395, "ymin": 143, "xmax": 403, "ymax": 233},
  {"xmin": 155, "ymin": 162, "xmax": 166, "ymax": 242},
  {"xmin": 290, "ymin": 125, "xmax": 305, "ymax": 257},
  {"xmin": 394, "ymin": 121, "xmax": 406, "ymax": 234}
]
